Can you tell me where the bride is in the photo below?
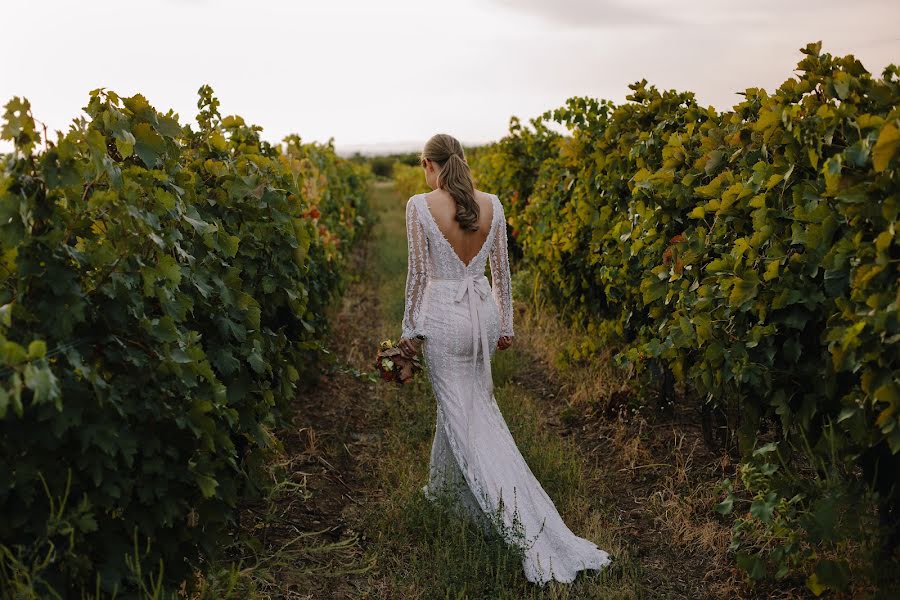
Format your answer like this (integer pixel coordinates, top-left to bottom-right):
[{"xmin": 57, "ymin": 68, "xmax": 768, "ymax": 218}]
[{"xmin": 396, "ymin": 133, "xmax": 613, "ymax": 585}]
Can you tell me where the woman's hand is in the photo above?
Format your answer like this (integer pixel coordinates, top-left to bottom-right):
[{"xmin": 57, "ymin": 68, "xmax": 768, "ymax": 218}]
[
  {"xmin": 497, "ymin": 335, "xmax": 513, "ymax": 351},
  {"xmin": 398, "ymin": 337, "xmax": 423, "ymax": 359}
]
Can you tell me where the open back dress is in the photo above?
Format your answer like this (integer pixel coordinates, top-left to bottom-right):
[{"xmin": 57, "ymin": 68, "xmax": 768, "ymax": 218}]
[{"xmin": 400, "ymin": 192, "xmax": 612, "ymax": 585}]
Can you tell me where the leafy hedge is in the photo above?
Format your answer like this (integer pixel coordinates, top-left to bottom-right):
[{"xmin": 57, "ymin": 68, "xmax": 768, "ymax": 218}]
[
  {"xmin": 471, "ymin": 43, "xmax": 899, "ymax": 592},
  {"xmin": 468, "ymin": 117, "xmax": 560, "ymax": 260},
  {"xmin": 392, "ymin": 162, "xmax": 429, "ymax": 201},
  {"xmin": 0, "ymin": 86, "xmax": 370, "ymax": 596}
]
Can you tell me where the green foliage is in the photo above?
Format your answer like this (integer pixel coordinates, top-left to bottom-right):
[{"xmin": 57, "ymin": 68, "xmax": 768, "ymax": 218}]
[
  {"xmin": 469, "ymin": 117, "xmax": 561, "ymax": 260},
  {"xmin": 473, "ymin": 43, "xmax": 899, "ymax": 590},
  {"xmin": 0, "ymin": 86, "xmax": 370, "ymax": 596},
  {"xmin": 367, "ymin": 155, "xmax": 395, "ymax": 178},
  {"xmin": 718, "ymin": 436, "xmax": 881, "ymax": 595},
  {"xmin": 392, "ymin": 162, "xmax": 429, "ymax": 200}
]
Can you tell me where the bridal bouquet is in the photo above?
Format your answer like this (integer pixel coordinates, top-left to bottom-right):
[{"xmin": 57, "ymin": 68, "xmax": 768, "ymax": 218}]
[{"xmin": 374, "ymin": 338, "xmax": 423, "ymax": 385}]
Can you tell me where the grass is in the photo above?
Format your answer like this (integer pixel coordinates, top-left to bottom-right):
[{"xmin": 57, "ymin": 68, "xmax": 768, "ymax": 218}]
[{"xmin": 357, "ymin": 181, "xmax": 639, "ymax": 598}]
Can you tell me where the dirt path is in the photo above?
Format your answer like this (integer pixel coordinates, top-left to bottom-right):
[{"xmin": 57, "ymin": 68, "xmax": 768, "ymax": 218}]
[{"xmin": 219, "ymin": 223, "xmax": 381, "ymax": 599}]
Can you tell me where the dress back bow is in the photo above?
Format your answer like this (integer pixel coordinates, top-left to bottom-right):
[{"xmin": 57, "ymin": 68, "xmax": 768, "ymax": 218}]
[{"xmin": 452, "ymin": 273, "xmax": 494, "ymax": 393}]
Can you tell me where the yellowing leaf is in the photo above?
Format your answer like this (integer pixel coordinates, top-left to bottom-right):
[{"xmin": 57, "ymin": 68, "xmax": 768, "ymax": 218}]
[
  {"xmin": 728, "ymin": 273, "xmax": 760, "ymax": 308},
  {"xmin": 90, "ymin": 220, "xmax": 107, "ymax": 235},
  {"xmin": 115, "ymin": 138, "xmax": 133, "ymax": 158},
  {"xmin": 0, "ymin": 302, "xmax": 12, "ymax": 327},
  {"xmin": 806, "ymin": 573, "xmax": 828, "ymax": 596},
  {"xmin": 754, "ymin": 108, "xmax": 781, "ymax": 132},
  {"xmin": 764, "ymin": 175, "xmax": 783, "ymax": 190},
  {"xmin": 875, "ymin": 404, "xmax": 896, "ymax": 428},
  {"xmin": 203, "ymin": 159, "xmax": 228, "ymax": 178},
  {"xmin": 852, "ymin": 263, "xmax": 883, "ymax": 288},
  {"xmin": 874, "ymin": 383, "xmax": 899, "ymax": 405},
  {"xmin": 195, "ymin": 473, "xmax": 218, "ymax": 498},
  {"xmin": 873, "ymin": 120, "xmax": 899, "ymax": 173},
  {"xmin": 816, "ymin": 104, "xmax": 835, "ymax": 120},
  {"xmin": 823, "ymin": 155, "xmax": 843, "ymax": 194},
  {"xmin": 209, "ymin": 132, "xmax": 228, "ymax": 152},
  {"xmin": 875, "ymin": 230, "xmax": 893, "ymax": 253},
  {"xmin": 706, "ymin": 258, "xmax": 730, "ymax": 273},
  {"xmin": 808, "ymin": 147, "xmax": 819, "ymax": 169},
  {"xmin": 856, "ymin": 114, "xmax": 883, "ymax": 129},
  {"xmin": 27, "ymin": 340, "xmax": 47, "ymax": 359}
]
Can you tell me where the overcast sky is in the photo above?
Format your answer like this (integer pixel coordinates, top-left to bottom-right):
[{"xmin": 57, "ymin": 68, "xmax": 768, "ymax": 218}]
[{"xmin": 1, "ymin": 0, "xmax": 898, "ymax": 155}]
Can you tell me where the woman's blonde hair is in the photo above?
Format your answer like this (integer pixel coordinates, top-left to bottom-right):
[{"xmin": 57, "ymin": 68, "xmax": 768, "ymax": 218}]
[{"xmin": 421, "ymin": 133, "xmax": 479, "ymax": 232}]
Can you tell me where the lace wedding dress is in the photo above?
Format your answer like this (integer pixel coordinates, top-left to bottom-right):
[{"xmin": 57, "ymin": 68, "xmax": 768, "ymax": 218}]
[{"xmin": 401, "ymin": 192, "xmax": 612, "ymax": 585}]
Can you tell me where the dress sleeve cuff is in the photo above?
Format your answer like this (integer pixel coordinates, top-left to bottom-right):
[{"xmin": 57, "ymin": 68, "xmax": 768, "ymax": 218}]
[{"xmin": 402, "ymin": 326, "xmax": 425, "ymax": 340}]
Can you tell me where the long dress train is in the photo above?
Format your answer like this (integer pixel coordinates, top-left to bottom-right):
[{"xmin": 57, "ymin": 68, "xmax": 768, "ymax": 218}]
[{"xmin": 400, "ymin": 192, "xmax": 612, "ymax": 585}]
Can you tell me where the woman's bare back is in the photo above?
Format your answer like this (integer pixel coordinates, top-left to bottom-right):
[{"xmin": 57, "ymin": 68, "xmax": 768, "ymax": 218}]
[{"xmin": 423, "ymin": 189, "xmax": 495, "ymax": 267}]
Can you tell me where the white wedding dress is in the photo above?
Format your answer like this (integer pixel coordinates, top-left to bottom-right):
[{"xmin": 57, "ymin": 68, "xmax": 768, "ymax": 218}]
[{"xmin": 401, "ymin": 192, "xmax": 612, "ymax": 585}]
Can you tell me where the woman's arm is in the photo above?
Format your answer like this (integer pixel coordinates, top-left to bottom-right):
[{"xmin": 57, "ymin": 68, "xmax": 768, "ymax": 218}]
[
  {"xmin": 399, "ymin": 197, "xmax": 428, "ymax": 357},
  {"xmin": 489, "ymin": 196, "xmax": 514, "ymax": 342}
]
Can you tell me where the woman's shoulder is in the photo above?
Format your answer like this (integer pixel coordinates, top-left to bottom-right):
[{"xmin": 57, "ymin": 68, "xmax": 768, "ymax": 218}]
[
  {"xmin": 474, "ymin": 189, "xmax": 502, "ymax": 215},
  {"xmin": 472, "ymin": 189, "xmax": 499, "ymax": 206},
  {"xmin": 406, "ymin": 194, "xmax": 429, "ymax": 227}
]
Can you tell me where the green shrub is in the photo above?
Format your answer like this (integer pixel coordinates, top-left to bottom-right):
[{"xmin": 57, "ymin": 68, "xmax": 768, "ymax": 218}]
[
  {"xmin": 368, "ymin": 155, "xmax": 394, "ymax": 178},
  {"xmin": 392, "ymin": 162, "xmax": 429, "ymax": 200},
  {"xmin": 0, "ymin": 86, "xmax": 370, "ymax": 596},
  {"xmin": 473, "ymin": 42, "xmax": 899, "ymax": 592},
  {"xmin": 469, "ymin": 118, "xmax": 560, "ymax": 261}
]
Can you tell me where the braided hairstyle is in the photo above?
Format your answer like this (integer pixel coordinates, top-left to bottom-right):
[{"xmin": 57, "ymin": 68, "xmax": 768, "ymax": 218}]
[{"xmin": 421, "ymin": 133, "xmax": 479, "ymax": 232}]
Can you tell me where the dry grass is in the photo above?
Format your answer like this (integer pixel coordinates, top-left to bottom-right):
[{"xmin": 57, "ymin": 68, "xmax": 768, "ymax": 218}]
[{"xmin": 507, "ymin": 292, "xmax": 790, "ymax": 598}]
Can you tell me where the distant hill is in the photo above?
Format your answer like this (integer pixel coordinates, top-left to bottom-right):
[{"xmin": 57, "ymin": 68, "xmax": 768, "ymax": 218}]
[
  {"xmin": 334, "ymin": 141, "xmax": 425, "ymax": 157},
  {"xmin": 335, "ymin": 139, "xmax": 495, "ymax": 157}
]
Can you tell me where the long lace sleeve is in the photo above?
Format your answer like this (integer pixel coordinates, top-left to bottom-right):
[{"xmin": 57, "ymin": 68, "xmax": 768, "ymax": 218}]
[
  {"xmin": 489, "ymin": 195, "xmax": 514, "ymax": 337},
  {"xmin": 401, "ymin": 197, "xmax": 429, "ymax": 340}
]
